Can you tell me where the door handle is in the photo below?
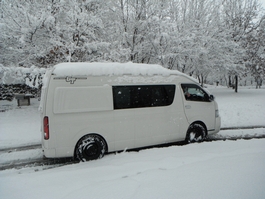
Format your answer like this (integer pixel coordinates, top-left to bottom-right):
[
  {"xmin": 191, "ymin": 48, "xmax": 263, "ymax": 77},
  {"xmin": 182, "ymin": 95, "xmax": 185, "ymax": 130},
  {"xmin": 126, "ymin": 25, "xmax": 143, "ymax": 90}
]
[{"xmin": 185, "ymin": 105, "xmax": 191, "ymax": 109}]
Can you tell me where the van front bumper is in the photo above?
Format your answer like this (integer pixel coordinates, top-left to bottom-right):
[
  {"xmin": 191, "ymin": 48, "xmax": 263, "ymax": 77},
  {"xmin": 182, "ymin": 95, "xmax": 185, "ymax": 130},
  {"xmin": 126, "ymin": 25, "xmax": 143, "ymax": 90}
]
[
  {"xmin": 214, "ymin": 116, "xmax": 221, "ymax": 134},
  {"xmin": 208, "ymin": 116, "xmax": 221, "ymax": 135}
]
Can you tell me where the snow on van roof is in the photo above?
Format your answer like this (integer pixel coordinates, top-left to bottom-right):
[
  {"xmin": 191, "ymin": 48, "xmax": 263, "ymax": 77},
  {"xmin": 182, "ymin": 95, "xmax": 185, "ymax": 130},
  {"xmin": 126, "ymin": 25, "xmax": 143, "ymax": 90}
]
[{"xmin": 52, "ymin": 62, "xmax": 183, "ymax": 76}]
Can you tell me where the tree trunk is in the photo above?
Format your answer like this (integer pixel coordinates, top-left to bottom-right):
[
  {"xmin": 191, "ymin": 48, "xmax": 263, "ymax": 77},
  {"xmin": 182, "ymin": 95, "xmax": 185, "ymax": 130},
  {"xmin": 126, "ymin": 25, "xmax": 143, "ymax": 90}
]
[
  {"xmin": 201, "ymin": 75, "xmax": 204, "ymax": 87},
  {"xmin": 228, "ymin": 75, "xmax": 231, "ymax": 87},
  {"xmin": 197, "ymin": 75, "xmax": 201, "ymax": 84},
  {"xmin": 235, "ymin": 75, "xmax": 238, "ymax": 93}
]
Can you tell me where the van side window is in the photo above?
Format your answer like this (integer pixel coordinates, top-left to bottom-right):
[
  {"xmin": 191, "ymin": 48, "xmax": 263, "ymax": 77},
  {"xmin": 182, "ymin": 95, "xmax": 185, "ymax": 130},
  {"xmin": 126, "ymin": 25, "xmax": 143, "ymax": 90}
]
[
  {"xmin": 181, "ymin": 84, "xmax": 209, "ymax": 102},
  {"xmin": 113, "ymin": 85, "xmax": 175, "ymax": 109}
]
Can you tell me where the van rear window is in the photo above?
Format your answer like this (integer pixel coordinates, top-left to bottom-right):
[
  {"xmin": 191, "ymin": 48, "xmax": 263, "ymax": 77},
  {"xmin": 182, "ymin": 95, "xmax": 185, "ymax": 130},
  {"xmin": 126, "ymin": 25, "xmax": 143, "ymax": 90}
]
[{"xmin": 113, "ymin": 85, "xmax": 175, "ymax": 109}]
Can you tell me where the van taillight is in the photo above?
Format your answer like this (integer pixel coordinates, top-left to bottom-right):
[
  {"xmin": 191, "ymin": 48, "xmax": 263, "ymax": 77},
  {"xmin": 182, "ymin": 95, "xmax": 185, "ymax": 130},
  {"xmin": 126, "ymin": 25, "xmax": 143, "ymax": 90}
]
[{"xmin": 44, "ymin": 116, "xmax": 49, "ymax": 140}]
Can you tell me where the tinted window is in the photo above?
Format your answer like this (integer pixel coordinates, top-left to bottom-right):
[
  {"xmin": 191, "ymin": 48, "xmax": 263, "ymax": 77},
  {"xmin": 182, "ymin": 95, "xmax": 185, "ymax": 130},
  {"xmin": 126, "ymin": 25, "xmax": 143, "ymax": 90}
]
[
  {"xmin": 113, "ymin": 85, "xmax": 175, "ymax": 109},
  {"xmin": 181, "ymin": 84, "xmax": 210, "ymax": 102}
]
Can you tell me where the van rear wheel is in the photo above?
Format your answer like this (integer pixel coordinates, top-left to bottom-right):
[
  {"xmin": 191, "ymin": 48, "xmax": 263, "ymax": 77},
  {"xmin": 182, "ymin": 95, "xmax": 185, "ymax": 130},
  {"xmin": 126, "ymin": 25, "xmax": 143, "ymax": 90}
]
[
  {"xmin": 186, "ymin": 123, "xmax": 206, "ymax": 143},
  {"xmin": 75, "ymin": 135, "xmax": 106, "ymax": 161}
]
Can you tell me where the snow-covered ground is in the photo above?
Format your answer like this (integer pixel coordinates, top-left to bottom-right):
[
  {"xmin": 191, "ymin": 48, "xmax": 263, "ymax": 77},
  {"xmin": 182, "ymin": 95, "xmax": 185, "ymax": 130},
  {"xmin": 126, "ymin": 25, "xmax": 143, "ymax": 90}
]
[
  {"xmin": 0, "ymin": 86, "xmax": 265, "ymax": 199},
  {"xmin": 0, "ymin": 99, "xmax": 41, "ymax": 149},
  {"xmin": 209, "ymin": 86, "xmax": 265, "ymax": 128}
]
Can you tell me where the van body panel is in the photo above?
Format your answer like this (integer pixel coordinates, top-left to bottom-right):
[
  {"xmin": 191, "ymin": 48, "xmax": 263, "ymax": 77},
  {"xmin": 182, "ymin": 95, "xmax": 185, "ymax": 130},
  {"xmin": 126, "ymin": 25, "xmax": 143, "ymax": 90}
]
[
  {"xmin": 40, "ymin": 62, "xmax": 221, "ymax": 158},
  {"xmin": 113, "ymin": 109, "xmax": 135, "ymax": 150},
  {"xmin": 183, "ymin": 100, "xmax": 216, "ymax": 130},
  {"xmin": 134, "ymin": 106, "xmax": 175, "ymax": 147},
  {"xmin": 53, "ymin": 86, "xmax": 113, "ymax": 114}
]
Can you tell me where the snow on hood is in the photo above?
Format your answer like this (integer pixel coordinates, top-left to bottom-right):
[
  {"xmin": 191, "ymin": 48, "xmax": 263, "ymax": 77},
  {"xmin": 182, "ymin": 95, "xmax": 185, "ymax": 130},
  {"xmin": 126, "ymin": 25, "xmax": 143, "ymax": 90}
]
[{"xmin": 52, "ymin": 62, "xmax": 184, "ymax": 77}]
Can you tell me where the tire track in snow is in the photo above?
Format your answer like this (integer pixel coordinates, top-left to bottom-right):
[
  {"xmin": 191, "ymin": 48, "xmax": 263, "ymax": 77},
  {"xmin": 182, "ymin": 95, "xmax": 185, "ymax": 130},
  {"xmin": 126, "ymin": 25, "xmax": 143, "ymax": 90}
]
[
  {"xmin": 0, "ymin": 157, "xmax": 76, "ymax": 171},
  {"xmin": 0, "ymin": 144, "xmax": 41, "ymax": 154},
  {"xmin": 220, "ymin": 125, "xmax": 265, "ymax": 130}
]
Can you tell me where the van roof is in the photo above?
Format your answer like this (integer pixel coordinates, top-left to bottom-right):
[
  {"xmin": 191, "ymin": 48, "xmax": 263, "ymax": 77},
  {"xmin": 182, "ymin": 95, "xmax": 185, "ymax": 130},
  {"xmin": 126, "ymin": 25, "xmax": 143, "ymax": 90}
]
[{"xmin": 52, "ymin": 62, "xmax": 184, "ymax": 77}]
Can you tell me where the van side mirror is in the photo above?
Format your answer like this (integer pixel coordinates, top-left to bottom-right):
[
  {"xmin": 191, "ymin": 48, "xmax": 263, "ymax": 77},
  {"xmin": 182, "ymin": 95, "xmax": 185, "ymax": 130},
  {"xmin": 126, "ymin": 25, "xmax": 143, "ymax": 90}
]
[{"xmin": 209, "ymin": 95, "xmax": 214, "ymax": 101}]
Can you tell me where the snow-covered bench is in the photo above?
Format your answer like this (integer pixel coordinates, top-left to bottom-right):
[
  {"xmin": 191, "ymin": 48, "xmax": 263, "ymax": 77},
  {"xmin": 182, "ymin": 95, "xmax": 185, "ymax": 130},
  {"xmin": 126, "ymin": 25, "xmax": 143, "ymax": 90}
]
[{"xmin": 14, "ymin": 94, "xmax": 33, "ymax": 106}]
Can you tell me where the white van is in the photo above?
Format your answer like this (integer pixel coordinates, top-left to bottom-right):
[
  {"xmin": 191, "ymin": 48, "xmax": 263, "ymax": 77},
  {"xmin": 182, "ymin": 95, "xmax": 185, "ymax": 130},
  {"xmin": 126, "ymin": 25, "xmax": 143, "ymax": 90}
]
[{"xmin": 40, "ymin": 62, "xmax": 221, "ymax": 161}]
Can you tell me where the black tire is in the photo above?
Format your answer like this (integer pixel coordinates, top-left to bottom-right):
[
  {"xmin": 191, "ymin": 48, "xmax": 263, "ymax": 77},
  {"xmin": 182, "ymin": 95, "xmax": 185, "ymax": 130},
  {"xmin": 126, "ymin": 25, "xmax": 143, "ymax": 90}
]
[
  {"xmin": 186, "ymin": 123, "xmax": 206, "ymax": 143},
  {"xmin": 75, "ymin": 134, "xmax": 106, "ymax": 161}
]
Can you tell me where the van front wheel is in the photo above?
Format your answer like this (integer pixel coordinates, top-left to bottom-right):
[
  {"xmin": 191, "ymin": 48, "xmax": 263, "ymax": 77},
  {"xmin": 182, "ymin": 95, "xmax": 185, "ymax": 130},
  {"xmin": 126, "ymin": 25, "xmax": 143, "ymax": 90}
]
[
  {"xmin": 186, "ymin": 123, "xmax": 206, "ymax": 143},
  {"xmin": 75, "ymin": 135, "xmax": 106, "ymax": 161}
]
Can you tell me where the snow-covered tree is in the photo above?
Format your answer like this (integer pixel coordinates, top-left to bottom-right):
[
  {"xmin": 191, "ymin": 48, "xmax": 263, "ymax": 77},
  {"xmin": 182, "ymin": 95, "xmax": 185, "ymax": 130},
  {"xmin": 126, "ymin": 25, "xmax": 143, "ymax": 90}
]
[
  {"xmin": 1, "ymin": 0, "xmax": 50, "ymax": 67},
  {"xmin": 1, "ymin": 0, "xmax": 110, "ymax": 67},
  {"xmin": 220, "ymin": 0, "xmax": 264, "ymax": 88},
  {"xmin": 244, "ymin": 15, "xmax": 265, "ymax": 80},
  {"xmin": 1, "ymin": 0, "xmax": 264, "ymax": 88}
]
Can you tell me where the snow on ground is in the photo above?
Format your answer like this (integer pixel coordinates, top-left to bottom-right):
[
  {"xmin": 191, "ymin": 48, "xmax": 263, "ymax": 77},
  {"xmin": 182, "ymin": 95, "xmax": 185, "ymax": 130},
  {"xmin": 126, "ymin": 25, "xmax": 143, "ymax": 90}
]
[
  {"xmin": 1, "ymin": 140, "xmax": 265, "ymax": 199},
  {"xmin": 0, "ymin": 148, "xmax": 43, "ymax": 165},
  {"xmin": 0, "ymin": 86, "xmax": 265, "ymax": 199},
  {"xmin": 208, "ymin": 86, "xmax": 265, "ymax": 128},
  {"xmin": 0, "ymin": 98, "xmax": 41, "ymax": 149}
]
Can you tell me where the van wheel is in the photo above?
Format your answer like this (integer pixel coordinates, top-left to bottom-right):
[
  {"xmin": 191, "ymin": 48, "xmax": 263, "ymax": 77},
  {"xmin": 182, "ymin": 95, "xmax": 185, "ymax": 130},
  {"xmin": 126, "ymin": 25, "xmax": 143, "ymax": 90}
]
[
  {"xmin": 75, "ymin": 135, "xmax": 106, "ymax": 161},
  {"xmin": 186, "ymin": 123, "xmax": 206, "ymax": 143}
]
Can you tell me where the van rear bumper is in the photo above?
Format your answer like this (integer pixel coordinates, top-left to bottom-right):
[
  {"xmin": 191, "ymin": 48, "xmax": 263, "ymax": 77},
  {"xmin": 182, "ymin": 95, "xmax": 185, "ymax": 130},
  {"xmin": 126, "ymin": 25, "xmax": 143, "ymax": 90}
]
[
  {"xmin": 42, "ymin": 145, "xmax": 74, "ymax": 158},
  {"xmin": 42, "ymin": 146, "xmax": 56, "ymax": 158}
]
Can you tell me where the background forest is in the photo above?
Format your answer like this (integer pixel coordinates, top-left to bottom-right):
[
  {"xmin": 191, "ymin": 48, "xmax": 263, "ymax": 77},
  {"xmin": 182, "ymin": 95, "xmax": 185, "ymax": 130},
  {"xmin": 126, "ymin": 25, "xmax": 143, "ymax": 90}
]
[{"xmin": 0, "ymin": 0, "xmax": 265, "ymax": 86}]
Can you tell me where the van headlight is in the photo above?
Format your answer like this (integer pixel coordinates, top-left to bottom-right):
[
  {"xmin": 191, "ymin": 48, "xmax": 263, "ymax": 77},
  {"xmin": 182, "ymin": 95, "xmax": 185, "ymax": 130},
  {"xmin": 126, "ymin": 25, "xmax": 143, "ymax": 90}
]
[{"xmin": 215, "ymin": 110, "xmax": 219, "ymax": 118}]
